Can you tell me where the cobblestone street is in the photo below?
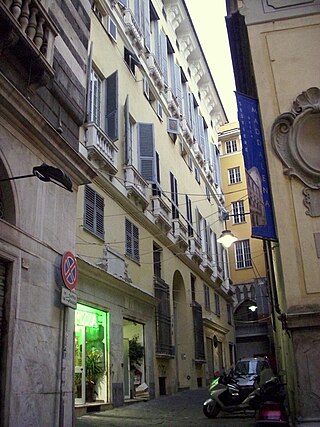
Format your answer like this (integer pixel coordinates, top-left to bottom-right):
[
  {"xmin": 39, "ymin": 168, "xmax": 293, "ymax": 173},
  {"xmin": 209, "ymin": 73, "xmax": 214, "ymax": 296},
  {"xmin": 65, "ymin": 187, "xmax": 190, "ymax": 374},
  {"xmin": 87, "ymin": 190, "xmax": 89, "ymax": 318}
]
[{"xmin": 76, "ymin": 388, "xmax": 256, "ymax": 427}]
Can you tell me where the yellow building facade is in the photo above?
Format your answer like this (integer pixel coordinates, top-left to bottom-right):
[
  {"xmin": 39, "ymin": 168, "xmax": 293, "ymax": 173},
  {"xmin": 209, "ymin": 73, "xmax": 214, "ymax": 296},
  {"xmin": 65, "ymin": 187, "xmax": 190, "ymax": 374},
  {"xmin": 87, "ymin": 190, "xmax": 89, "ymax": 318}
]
[
  {"xmin": 74, "ymin": 0, "xmax": 235, "ymax": 413},
  {"xmin": 219, "ymin": 122, "xmax": 272, "ymax": 361},
  {"xmin": 226, "ymin": 1, "xmax": 320, "ymax": 425}
]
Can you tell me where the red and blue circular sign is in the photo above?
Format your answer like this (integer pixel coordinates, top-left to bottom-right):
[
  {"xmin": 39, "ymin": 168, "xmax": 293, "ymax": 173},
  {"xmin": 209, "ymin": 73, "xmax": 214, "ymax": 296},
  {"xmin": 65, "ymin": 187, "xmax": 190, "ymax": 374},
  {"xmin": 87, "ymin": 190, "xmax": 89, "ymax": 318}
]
[{"xmin": 61, "ymin": 251, "xmax": 78, "ymax": 290}]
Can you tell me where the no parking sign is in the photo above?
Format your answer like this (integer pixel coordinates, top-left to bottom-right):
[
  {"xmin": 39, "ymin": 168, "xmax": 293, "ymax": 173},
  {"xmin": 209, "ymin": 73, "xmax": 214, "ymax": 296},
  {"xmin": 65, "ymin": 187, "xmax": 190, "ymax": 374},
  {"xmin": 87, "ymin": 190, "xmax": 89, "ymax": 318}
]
[{"xmin": 61, "ymin": 251, "xmax": 78, "ymax": 290}]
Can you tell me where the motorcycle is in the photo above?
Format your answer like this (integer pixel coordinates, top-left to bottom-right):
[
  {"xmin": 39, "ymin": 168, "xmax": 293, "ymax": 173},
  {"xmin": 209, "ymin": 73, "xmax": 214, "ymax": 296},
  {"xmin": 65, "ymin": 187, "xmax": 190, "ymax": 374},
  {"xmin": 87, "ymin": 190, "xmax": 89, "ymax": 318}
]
[
  {"xmin": 203, "ymin": 372, "xmax": 261, "ymax": 418},
  {"xmin": 203, "ymin": 372, "xmax": 285, "ymax": 419}
]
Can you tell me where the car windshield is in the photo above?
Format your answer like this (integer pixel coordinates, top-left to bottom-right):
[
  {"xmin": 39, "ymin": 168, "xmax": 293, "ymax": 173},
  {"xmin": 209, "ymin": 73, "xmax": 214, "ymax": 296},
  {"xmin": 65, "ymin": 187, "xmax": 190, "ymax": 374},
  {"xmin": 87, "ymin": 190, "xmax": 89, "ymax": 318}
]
[{"xmin": 235, "ymin": 360, "xmax": 267, "ymax": 375}]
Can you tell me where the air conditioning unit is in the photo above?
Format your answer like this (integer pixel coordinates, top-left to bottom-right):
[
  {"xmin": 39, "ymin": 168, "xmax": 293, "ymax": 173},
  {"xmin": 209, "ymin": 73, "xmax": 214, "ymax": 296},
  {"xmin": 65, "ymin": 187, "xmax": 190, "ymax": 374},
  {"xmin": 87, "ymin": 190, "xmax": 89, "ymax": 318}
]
[
  {"xmin": 167, "ymin": 117, "xmax": 180, "ymax": 135},
  {"xmin": 107, "ymin": 16, "xmax": 117, "ymax": 42}
]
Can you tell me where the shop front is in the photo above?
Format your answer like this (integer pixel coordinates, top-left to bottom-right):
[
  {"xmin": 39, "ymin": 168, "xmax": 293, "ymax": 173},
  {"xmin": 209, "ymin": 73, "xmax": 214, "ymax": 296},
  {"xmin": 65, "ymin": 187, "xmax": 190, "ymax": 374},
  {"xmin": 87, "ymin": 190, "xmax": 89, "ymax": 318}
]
[{"xmin": 74, "ymin": 303, "xmax": 110, "ymax": 405}]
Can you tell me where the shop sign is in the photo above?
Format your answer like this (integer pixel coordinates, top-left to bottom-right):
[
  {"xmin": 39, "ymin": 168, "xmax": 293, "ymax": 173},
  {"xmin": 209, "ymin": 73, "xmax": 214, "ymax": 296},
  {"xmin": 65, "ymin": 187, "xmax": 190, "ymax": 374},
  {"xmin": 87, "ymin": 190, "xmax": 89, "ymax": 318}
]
[{"xmin": 61, "ymin": 287, "xmax": 77, "ymax": 309}]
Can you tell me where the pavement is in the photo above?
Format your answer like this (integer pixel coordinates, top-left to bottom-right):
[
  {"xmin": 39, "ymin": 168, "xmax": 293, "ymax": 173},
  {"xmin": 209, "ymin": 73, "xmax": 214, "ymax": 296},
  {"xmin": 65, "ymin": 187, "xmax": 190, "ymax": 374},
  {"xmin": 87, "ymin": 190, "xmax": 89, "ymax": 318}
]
[{"xmin": 75, "ymin": 388, "xmax": 256, "ymax": 427}]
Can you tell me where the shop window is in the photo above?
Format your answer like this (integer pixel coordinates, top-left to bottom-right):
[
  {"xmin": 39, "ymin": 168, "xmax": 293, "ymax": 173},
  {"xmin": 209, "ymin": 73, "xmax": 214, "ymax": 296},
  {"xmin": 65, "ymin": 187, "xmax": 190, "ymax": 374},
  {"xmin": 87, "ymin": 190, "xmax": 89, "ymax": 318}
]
[{"xmin": 74, "ymin": 304, "xmax": 109, "ymax": 404}]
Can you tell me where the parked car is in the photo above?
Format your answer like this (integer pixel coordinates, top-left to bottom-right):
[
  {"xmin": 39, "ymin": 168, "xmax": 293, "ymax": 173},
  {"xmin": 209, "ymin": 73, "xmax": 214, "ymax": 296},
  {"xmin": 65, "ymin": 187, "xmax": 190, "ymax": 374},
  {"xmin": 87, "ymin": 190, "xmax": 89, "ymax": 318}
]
[{"xmin": 234, "ymin": 357, "xmax": 272, "ymax": 391}]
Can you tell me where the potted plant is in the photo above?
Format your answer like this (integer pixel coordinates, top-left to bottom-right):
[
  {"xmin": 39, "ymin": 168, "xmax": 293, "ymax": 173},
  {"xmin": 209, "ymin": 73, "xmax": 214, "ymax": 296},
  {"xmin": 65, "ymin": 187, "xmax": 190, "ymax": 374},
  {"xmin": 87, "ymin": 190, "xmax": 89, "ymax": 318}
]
[
  {"xmin": 85, "ymin": 348, "xmax": 104, "ymax": 402},
  {"xmin": 129, "ymin": 335, "xmax": 144, "ymax": 370}
]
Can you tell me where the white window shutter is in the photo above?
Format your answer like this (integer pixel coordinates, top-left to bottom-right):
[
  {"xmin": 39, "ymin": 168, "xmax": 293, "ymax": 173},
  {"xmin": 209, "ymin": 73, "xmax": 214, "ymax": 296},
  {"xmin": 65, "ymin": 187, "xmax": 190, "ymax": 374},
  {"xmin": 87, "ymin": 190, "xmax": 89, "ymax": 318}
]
[{"xmin": 138, "ymin": 123, "xmax": 155, "ymax": 181}]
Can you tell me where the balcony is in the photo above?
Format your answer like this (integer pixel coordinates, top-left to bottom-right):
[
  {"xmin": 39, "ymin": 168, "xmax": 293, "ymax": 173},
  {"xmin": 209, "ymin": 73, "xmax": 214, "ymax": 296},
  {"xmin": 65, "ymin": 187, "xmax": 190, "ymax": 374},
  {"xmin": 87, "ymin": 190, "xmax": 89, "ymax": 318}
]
[
  {"xmin": 85, "ymin": 122, "xmax": 118, "ymax": 175},
  {"xmin": 201, "ymin": 253, "xmax": 214, "ymax": 276},
  {"xmin": 180, "ymin": 118, "xmax": 193, "ymax": 146},
  {"xmin": 151, "ymin": 195, "xmax": 172, "ymax": 233},
  {"xmin": 145, "ymin": 53, "xmax": 164, "ymax": 91},
  {"xmin": 204, "ymin": 161, "xmax": 214, "ymax": 184},
  {"xmin": 193, "ymin": 142, "xmax": 204, "ymax": 166},
  {"xmin": 123, "ymin": 8, "xmax": 144, "ymax": 54},
  {"xmin": 165, "ymin": 88, "xmax": 180, "ymax": 118},
  {"xmin": 0, "ymin": 0, "xmax": 58, "ymax": 86},
  {"xmin": 188, "ymin": 236, "xmax": 202, "ymax": 264},
  {"xmin": 124, "ymin": 164, "xmax": 149, "ymax": 210},
  {"xmin": 172, "ymin": 217, "xmax": 188, "ymax": 252}
]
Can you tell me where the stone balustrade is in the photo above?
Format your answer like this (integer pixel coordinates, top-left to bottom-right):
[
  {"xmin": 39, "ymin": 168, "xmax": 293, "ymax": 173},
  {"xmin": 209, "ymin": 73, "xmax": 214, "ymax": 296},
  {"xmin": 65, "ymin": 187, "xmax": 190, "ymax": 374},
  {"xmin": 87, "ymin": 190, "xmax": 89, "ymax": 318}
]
[{"xmin": 1, "ymin": 0, "xmax": 57, "ymax": 66}]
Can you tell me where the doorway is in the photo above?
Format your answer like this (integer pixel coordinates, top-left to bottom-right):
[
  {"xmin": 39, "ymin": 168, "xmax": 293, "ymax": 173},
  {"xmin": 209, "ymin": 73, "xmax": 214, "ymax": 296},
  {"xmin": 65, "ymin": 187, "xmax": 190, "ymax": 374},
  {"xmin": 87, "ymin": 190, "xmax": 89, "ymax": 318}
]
[
  {"xmin": 74, "ymin": 304, "xmax": 109, "ymax": 404},
  {"xmin": 123, "ymin": 320, "xmax": 145, "ymax": 399}
]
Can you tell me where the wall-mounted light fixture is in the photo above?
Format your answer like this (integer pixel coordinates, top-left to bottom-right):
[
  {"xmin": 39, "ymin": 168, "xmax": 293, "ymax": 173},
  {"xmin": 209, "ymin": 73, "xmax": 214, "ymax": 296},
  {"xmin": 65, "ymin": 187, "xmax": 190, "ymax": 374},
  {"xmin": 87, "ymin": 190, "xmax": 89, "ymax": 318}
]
[{"xmin": 0, "ymin": 163, "xmax": 73, "ymax": 192}]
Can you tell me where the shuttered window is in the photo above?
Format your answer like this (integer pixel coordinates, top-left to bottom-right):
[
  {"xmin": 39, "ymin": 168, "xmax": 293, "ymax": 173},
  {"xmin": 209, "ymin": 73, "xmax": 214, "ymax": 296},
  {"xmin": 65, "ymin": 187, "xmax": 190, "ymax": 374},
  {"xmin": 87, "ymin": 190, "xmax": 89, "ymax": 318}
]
[
  {"xmin": 105, "ymin": 71, "xmax": 118, "ymax": 141},
  {"xmin": 84, "ymin": 185, "xmax": 104, "ymax": 239},
  {"xmin": 155, "ymin": 279, "xmax": 173, "ymax": 355},
  {"xmin": 186, "ymin": 195, "xmax": 193, "ymax": 237},
  {"xmin": 125, "ymin": 218, "xmax": 140, "ymax": 262},
  {"xmin": 170, "ymin": 172, "xmax": 179, "ymax": 219},
  {"xmin": 193, "ymin": 301, "xmax": 205, "ymax": 360},
  {"xmin": 138, "ymin": 123, "xmax": 155, "ymax": 181}
]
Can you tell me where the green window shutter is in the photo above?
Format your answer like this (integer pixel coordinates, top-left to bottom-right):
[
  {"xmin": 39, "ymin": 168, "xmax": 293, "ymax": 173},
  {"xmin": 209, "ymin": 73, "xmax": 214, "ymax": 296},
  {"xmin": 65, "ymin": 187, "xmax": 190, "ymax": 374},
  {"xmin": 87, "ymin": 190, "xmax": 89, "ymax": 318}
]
[
  {"xmin": 138, "ymin": 122, "xmax": 155, "ymax": 181},
  {"xmin": 124, "ymin": 95, "xmax": 132, "ymax": 164},
  {"xmin": 125, "ymin": 218, "xmax": 139, "ymax": 262},
  {"xmin": 95, "ymin": 192, "xmax": 104, "ymax": 239},
  {"xmin": 105, "ymin": 71, "xmax": 118, "ymax": 141},
  {"xmin": 84, "ymin": 185, "xmax": 95, "ymax": 232},
  {"xmin": 144, "ymin": 0, "xmax": 151, "ymax": 51}
]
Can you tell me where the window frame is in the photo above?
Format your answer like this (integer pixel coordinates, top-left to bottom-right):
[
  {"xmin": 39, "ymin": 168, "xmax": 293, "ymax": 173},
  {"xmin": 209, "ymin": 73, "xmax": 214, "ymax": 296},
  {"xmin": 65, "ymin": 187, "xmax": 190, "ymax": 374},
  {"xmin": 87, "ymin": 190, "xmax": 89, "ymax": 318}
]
[
  {"xmin": 226, "ymin": 140, "xmax": 237, "ymax": 153},
  {"xmin": 228, "ymin": 166, "xmax": 241, "ymax": 184},
  {"xmin": 232, "ymin": 200, "xmax": 246, "ymax": 224},
  {"xmin": 125, "ymin": 218, "xmax": 140, "ymax": 263},
  {"xmin": 235, "ymin": 239, "xmax": 252, "ymax": 269},
  {"xmin": 83, "ymin": 185, "xmax": 104, "ymax": 240},
  {"xmin": 204, "ymin": 283, "xmax": 210, "ymax": 311}
]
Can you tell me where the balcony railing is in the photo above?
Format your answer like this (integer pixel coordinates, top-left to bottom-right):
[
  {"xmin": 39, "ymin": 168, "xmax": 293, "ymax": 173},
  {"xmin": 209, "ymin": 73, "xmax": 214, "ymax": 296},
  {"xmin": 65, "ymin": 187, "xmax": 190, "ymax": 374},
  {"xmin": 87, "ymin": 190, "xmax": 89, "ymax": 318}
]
[
  {"xmin": 201, "ymin": 253, "xmax": 214, "ymax": 276},
  {"xmin": 188, "ymin": 235, "xmax": 202, "ymax": 264},
  {"xmin": 123, "ymin": 8, "xmax": 144, "ymax": 53},
  {"xmin": 124, "ymin": 164, "xmax": 149, "ymax": 210},
  {"xmin": 165, "ymin": 88, "xmax": 180, "ymax": 118},
  {"xmin": 180, "ymin": 117, "xmax": 193, "ymax": 146},
  {"xmin": 145, "ymin": 53, "xmax": 164, "ymax": 91},
  {"xmin": 0, "ymin": 0, "xmax": 58, "ymax": 84},
  {"xmin": 172, "ymin": 217, "xmax": 188, "ymax": 251},
  {"xmin": 151, "ymin": 194, "xmax": 172, "ymax": 232},
  {"xmin": 85, "ymin": 122, "xmax": 118, "ymax": 175}
]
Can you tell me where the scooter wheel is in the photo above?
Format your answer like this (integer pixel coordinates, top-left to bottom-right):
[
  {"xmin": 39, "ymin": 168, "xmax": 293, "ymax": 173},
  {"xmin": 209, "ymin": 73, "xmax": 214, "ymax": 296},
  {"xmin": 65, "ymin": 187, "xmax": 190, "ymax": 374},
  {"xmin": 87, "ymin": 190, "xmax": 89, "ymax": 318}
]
[{"xmin": 203, "ymin": 401, "xmax": 221, "ymax": 418}]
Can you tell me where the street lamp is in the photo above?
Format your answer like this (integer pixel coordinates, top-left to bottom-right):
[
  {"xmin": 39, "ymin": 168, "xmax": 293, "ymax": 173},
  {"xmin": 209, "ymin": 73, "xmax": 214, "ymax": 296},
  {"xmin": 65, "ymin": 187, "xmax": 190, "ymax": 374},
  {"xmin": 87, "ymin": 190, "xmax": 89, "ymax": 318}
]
[
  {"xmin": 217, "ymin": 229, "xmax": 238, "ymax": 248},
  {"xmin": 0, "ymin": 163, "xmax": 73, "ymax": 192}
]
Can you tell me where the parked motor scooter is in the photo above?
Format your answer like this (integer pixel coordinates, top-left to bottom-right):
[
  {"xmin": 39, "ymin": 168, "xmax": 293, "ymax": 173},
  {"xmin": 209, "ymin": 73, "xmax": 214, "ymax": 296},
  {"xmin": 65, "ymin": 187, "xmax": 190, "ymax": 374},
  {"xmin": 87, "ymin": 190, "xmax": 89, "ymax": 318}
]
[{"xmin": 203, "ymin": 372, "xmax": 261, "ymax": 418}]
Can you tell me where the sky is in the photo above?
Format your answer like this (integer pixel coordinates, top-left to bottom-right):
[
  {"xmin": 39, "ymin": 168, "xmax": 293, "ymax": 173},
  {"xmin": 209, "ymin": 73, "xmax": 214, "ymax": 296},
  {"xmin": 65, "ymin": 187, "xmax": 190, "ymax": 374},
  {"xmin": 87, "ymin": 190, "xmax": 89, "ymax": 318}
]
[{"xmin": 184, "ymin": 0, "xmax": 237, "ymax": 123}]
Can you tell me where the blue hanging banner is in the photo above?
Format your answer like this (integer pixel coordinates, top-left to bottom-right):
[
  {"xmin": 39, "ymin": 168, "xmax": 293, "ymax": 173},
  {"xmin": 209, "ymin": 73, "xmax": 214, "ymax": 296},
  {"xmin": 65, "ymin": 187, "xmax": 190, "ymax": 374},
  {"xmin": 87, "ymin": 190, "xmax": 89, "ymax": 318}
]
[{"xmin": 235, "ymin": 92, "xmax": 277, "ymax": 240}]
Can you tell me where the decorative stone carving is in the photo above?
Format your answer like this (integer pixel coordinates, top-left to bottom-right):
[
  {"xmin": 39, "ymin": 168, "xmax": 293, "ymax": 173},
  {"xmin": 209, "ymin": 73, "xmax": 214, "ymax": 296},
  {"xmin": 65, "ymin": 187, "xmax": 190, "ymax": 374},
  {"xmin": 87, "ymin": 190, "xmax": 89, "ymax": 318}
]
[{"xmin": 271, "ymin": 87, "xmax": 320, "ymax": 191}]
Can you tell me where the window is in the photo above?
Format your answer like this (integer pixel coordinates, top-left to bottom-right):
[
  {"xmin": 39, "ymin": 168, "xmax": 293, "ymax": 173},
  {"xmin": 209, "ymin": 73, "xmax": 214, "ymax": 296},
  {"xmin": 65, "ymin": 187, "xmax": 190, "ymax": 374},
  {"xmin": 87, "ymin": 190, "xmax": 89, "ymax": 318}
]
[
  {"xmin": 124, "ymin": 47, "xmax": 140, "ymax": 76},
  {"xmin": 228, "ymin": 167, "xmax": 241, "ymax": 184},
  {"xmin": 125, "ymin": 218, "xmax": 140, "ymax": 262},
  {"xmin": 89, "ymin": 70, "xmax": 102, "ymax": 126},
  {"xmin": 226, "ymin": 140, "xmax": 237, "ymax": 153},
  {"xmin": 204, "ymin": 284, "xmax": 210, "ymax": 311},
  {"xmin": 155, "ymin": 280, "xmax": 173, "ymax": 355},
  {"xmin": 153, "ymin": 243, "xmax": 162, "ymax": 278},
  {"xmin": 170, "ymin": 172, "xmax": 179, "ymax": 219},
  {"xmin": 227, "ymin": 303, "xmax": 232, "ymax": 324},
  {"xmin": 235, "ymin": 239, "xmax": 252, "ymax": 269},
  {"xmin": 138, "ymin": 123, "xmax": 155, "ymax": 181},
  {"xmin": 194, "ymin": 166, "xmax": 200, "ymax": 184},
  {"xmin": 84, "ymin": 185, "xmax": 104, "ymax": 239},
  {"xmin": 186, "ymin": 195, "xmax": 193, "ymax": 237},
  {"xmin": 191, "ymin": 274, "xmax": 196, "ymax": 301},
  {"xmin": 105, "ymin": 71, "xmax": 118, "ymax": 141},
  {"xmin": 215, "ymin": 293, "xmax": 220, "ymax": 316},
  {"xmin": 232, "ymin": 200, "xmax": 245, "ymax": 224}
]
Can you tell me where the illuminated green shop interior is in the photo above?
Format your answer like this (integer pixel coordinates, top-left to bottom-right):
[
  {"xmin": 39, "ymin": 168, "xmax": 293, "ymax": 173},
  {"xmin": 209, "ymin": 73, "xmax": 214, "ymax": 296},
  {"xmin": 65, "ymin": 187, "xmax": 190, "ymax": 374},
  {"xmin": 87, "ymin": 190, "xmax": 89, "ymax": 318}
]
[{"xmin": 75, "ymin": 303, "xmax": 110, "ymax": 402}]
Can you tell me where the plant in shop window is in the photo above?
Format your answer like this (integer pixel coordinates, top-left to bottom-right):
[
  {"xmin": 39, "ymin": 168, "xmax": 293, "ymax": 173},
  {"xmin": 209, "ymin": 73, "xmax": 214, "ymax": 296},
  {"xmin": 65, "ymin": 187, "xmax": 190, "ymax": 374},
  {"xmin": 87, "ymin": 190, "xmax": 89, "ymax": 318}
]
[{"xmin": 85, "ymin": 348, "xmax": 105, "ymax": 402}]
